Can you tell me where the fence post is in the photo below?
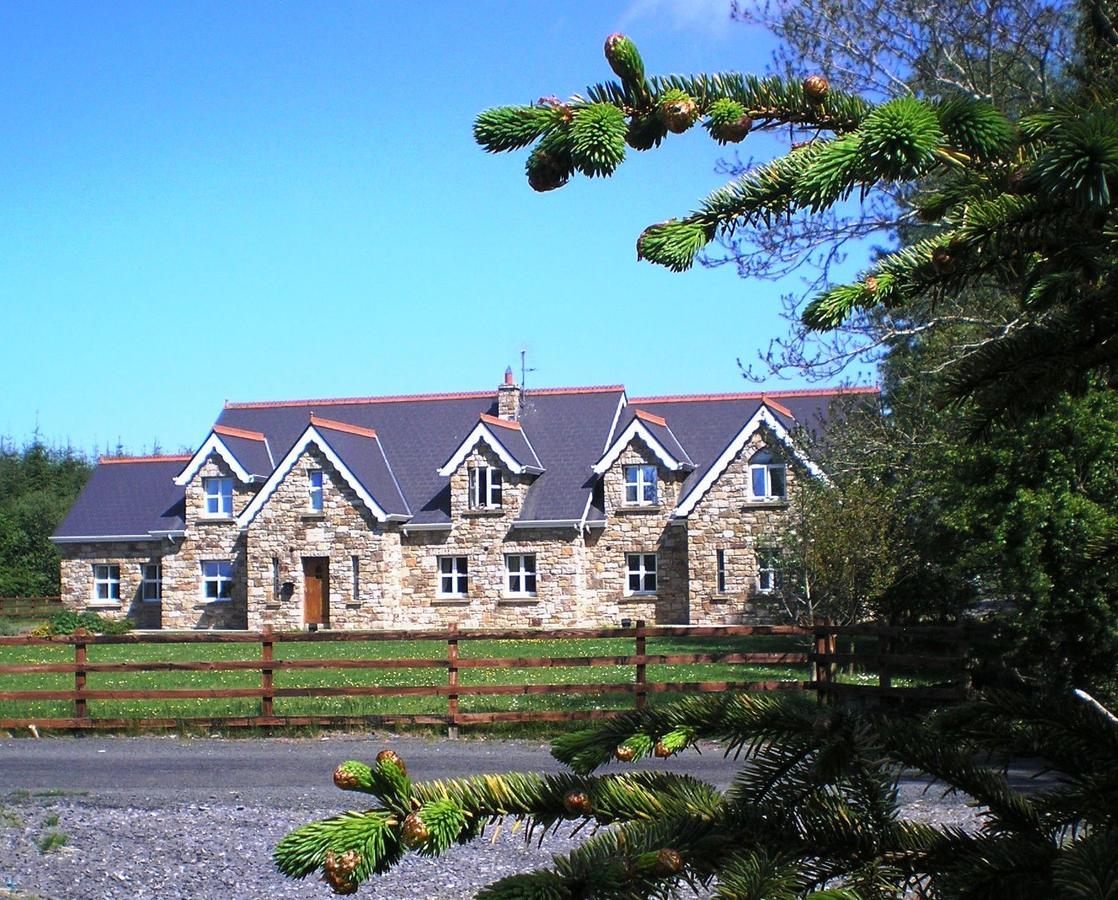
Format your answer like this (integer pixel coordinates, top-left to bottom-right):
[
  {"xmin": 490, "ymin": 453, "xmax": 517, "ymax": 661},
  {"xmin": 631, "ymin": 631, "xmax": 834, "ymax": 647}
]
[
  {"xmin": 447, "ymin": 623, "xmax": 459, "ymax": 739},
  {"xmin": 260, "ymin": 626, "xmax": 274, "ymax": 720},
  {"xmin": 73, "ymin": 630, "xmax": 88, "ymax": 722},
  {"xmin": 634, "ymin": 620, "xmax": 647, "ymax": 712},
  {"xmin": 812, "ymin": 621, "xmax": 833, "ymax": 704}
]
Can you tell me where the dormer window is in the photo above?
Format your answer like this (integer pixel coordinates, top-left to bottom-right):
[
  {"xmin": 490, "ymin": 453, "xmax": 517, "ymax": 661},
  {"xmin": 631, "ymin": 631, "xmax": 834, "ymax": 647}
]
[
  {"xmin": 203, "ymin": 477, "xmax": 234, "ymax": 516},
  {"xmin": 748, "ymin": 451, "xmax": 786, "ymax": 501},
  {"xmin": 469, "ymin": 466, "xmax": 502, "ymax": 509},
  {"xmin": 623, "ymin": 464, "xmax": 657, "ymax": 506},
  {"xmin": 308, "ymin": 469, "xmax": 324, "ymax": 512}
]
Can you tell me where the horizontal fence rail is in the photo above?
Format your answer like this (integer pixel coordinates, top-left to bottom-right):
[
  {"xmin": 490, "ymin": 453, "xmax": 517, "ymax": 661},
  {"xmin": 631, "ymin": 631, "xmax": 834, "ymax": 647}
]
[
  {"xmin": 0, "ymin": 596, "xmax": 63, "ymax": 618},
  {"xmin": 0, "ymin": 621, "xmax": 989, "ymax": 733}
]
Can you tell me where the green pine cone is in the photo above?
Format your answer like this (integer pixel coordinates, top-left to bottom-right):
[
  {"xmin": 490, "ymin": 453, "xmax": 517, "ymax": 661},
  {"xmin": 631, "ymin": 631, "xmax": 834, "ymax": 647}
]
[
  {"xmin": 626, "ymin": 113, "xmax": 668, "ymax": 150},
  {"xmin": 474, "ymin": 105, "xmax": 563, "ymax": 153},
  {"xmin": 570, "ymin": 103, "xmax": 627, "ymax": 177},
  {"xmin": 657, "ymin": 88, "xmax": 698, "ymax": 135},
  {"xmin": 526, "ymin": 128, "xmax": 575, "ymax": 192},
  {"xmin": 860, "ymin": 96, "xmax": 944, "ymax": 180},
  {"xmin": 332, "ymin": 760, "xmax": 374, "ymax": 793},
  {"xmin": 604, "ymin": 33, "xmax": 646, "ymax": 88},
  {"xmin": 705, "ymin": 98, "xmax": 752, "ymax": 144},
  {"xmin": 637, "ymin": 220, "xmax": 713, "ymax": 271}
]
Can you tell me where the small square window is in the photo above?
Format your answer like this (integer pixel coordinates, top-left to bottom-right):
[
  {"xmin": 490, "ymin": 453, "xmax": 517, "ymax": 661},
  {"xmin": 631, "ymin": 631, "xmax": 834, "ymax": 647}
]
[
  {"xmin": 437, "ymin": 556, "xmax": 469, "ymax": 598},
  {"xmin": 308, "ymin": 469, "xmax": 324, "ymax": 512},
  {"xmin": 203, "ymin": 477, "xmax": 234, "ymax": 516},
  {"xmin": 92, "ymin": 564, "xmax": 121, "ymax": 603},
  {"xmin": 623, "ymin": 465, "xmax": 657, "ymax": 506},
  {"xmin": 505, "ymin": 554, "xmax": 537, "ymax": 596},
  {"xmin": 469, "ymin": 467, "xmax": 502, "ymax": 509},
  {"xmin": 625, "ymin": 553, "xmax": 657, "ymax": 595},
  {"xmin": 202, "ymin": 560, "xmax": 234, "ymax": 601},
  {"xmin": 748, "ymin": 452, "xmax": 787, "ymax": 501},
  {"xmin": 141, "ymin": 563, "xmax": 162, "ymax": 602}
]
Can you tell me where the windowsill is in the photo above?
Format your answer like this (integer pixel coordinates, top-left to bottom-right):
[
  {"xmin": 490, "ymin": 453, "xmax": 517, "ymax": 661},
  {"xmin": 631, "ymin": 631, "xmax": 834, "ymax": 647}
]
[
  {"xmin": 200, "ymin": 598, "xmax": 233, "ymax": 604},
  {"xmin": 344, "ymin": 603, "xmax": 362, "ymax": 609},
  {"xmin": 301, "ymin": 512, "xmax": 326, "ymax": 521},
  {"xmin": 709, "ymin": 594, "xmax": 731, "ymax": 603},
  {"xmin": 463, "ymin": 508, "xmax": 505, "ymax": 518},
  {"xmin": 198, "ymin": 516, "xmax": 236, "ymax": 525},
  {"xmin": 140, "ymin": 599, "xmax": 162, "ymax": 604},
  {"xmin": 87, "ymin": 602, "xmax": 121, "ymax": 609},
  {"xmin": 616, "ymin": 505, "xmax": 662, "ymax": 515},
  {"xmin": 500, "ymin": 595, "xmax": 539, "ymax": 604},
  {"xmin": 622, "ymin": 593, "xmax": 657, "ymax": 600},
  {"xmin": 433, "ymin": 596, "xmax": 470, "ymax": 605},
  {"xmin": 743, "ymin": 499, "xmax": 788, "ymax": 510}
]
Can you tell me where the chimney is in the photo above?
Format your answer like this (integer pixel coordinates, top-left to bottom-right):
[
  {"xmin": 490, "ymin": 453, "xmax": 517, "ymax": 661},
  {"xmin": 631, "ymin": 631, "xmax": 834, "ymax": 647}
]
[{"xmin": 498, "ymin": 366, "xmax": 521, "ymax": 420}]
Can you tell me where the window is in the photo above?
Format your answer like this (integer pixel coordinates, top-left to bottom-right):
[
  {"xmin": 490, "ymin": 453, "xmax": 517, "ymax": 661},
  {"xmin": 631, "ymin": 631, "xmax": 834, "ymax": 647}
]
[
  {"xmin": 141, "ymin": 563, "xmax": 162, "ymax": 602},
  {"xmin": 505, "ymin": 554, "xmax": 537, "ymax": 597},
  {"xmin": 202, "ymin": 560, "xmax": 234, "ymax": 601},
  {"xmin": 623, "ymin": 465, "xmax": 658, "ymax": 506},
  {"xmin": 625, "ymin": 553, "xmax": 657, "ymax": 595},
  {"xmin": 437, "ymin": 556, "xmax": 469, "ymax": 598},
  {"xmin": 468, "ymin": 466, "xmax": 502, "ymax": 509},
  {"xmin": 308, "ymin": 469, "xmax": 324, "ymax": 512},
  {"xmin": 748, "ymin": 451, "xmax": 787, "ymax": 501},
  {"xmin": 203, "ymin": 476, "xmax": 234, "ymax": 516},
  {"xmin": 92, "ymin": 564, "xmax": 121, "ymax": 603},
  {"xmin": 716, "ymin": 549, "xmax": 727, "ymax": 594},
  {"xmin": 351, "ymin": 555, "xmax": 360, "ymax": 601},
  {"xmin": 272, "ymin": 557, "xmax": 281, "ymax": 599},
  {"xmin": 757, "ymin": 550, "xmax": 782, "ymax": 594}
]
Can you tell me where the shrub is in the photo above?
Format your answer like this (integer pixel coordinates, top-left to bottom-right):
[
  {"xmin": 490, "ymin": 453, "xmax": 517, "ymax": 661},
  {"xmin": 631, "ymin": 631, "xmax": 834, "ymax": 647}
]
[{"xmin": 39, "ymin": 611, "xmax": 133, "ymax": 636}]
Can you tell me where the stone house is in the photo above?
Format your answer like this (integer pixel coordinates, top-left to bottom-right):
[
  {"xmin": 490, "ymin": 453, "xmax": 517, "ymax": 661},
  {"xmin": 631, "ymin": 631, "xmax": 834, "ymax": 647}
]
[{"xmin": 52, "ymin": 373, "xmax": 876, "ymax": 630}]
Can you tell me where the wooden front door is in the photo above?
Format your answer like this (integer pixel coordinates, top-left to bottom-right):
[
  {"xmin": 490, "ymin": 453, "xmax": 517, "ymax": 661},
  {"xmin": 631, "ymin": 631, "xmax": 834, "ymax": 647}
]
[{"xmin": 303, "ymin": 557, "xmax": 330, "ymax": 627}]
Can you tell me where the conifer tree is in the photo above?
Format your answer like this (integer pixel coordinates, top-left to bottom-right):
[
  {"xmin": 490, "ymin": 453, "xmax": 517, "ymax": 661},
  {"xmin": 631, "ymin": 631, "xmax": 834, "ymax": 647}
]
[{"xmin": 472, "ymin": 23, "xmax": 1118, "ymax": 428}]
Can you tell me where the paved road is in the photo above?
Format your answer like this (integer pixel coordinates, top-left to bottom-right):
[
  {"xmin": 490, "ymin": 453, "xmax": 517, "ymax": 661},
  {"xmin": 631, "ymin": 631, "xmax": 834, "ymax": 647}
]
[{"xmin": 0, "ymin": 733, "xmax": 746, "ymax": 808}]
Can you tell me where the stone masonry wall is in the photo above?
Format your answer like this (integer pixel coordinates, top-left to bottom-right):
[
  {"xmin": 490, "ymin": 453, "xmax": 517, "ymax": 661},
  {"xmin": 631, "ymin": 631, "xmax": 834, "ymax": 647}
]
[
  {"xmin": 585, "ymin": 440, "xmax": 690, "ymax": 625},
  {"xmin": 686, "ymin": 428, "xmax": 796, "ymax": 626},
  {"xmin": 244, "ymin": 444, "xmax": 401, "ymax": 631},
  {"xmin": 59, "ymin": 541, "xmax": 170, "ymax": 628},
  {"xmin": 160, "ymin": 454, "xmax": 250, "ymax": 629}
]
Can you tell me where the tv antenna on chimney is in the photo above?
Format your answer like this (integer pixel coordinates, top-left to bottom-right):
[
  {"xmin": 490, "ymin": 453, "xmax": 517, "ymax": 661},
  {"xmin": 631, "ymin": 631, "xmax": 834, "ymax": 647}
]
[{"xmin": 520, "ymin": 349, "xmax": 536, "ymax": 388}]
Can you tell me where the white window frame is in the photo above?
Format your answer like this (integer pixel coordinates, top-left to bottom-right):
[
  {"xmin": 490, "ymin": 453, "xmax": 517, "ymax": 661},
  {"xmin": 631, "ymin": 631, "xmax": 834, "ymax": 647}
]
[
  {"xmin": 716, "ymin": 549, "xmax": 727, "ymax": 594},
  {"xmin": 202, "ymin": 476, "xmax": 234, "ymax": 517},
  {"xmin": 437, "ymin": 556, "xmax": 469, "ymax": 598},
  {"xmin": 202, "ymin": 560, "xmax": 234, "ymax": 602},
  {"xmin": 757, "ymin": 549, "xmax": 782, "ymax": 594},
  {"xmin": 308, "ymin": 469, "xmax": 324, "ymax": 512},
  {"xmin": 140, "ymin": 563, "xmax": 162, "ymax": 602},
  {"xmin": 468, "ymin": 466, "xmax": 503, "ymax": 509},
  {"xmin": 625, "ymin": 553, "xmax": 657, "ymax": 596},
  {"xmin": 92, "ymin": 564, "xmax": 121, "ymax": 604},
  {"xmin": 504, "ymin": 553, "xmax": 537, "ymax": 597},
  {"xmin": 748, "ymin": 459, "xmax": 787, "ymax": 502},
  {"xmin": 623, "ymin": 464, "xmax": 658, "ymax": 506}
]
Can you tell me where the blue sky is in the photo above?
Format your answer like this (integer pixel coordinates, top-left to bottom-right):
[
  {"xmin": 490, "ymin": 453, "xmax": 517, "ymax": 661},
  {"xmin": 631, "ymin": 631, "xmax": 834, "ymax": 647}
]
[{"xmin": 0, "ymin": 1, "xmax": 871, "ymax": 456}]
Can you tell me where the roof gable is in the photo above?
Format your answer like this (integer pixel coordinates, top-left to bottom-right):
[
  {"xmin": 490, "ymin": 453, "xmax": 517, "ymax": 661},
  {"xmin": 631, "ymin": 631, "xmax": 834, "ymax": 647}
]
[
  {"xmin": 175, "ymin": 427, "xmax": 273, "ymax": 486},
  {"xmin": 592, "ymin": 410, "xmax": 694, "ymax": 475},
  {"xmin": 437, "ymin": 414, "xmax": 544, "ymax": 477}
]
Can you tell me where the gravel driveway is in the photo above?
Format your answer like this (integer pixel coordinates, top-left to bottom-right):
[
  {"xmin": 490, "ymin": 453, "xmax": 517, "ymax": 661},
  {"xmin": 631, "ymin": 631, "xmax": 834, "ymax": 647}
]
[{"xmin": 0, "ymin": 733, "xmax": 999, "ymax": 899}]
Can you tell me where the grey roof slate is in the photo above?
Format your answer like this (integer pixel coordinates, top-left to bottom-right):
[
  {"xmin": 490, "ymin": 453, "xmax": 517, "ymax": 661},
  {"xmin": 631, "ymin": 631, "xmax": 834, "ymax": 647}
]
[
  {"xmin": 477, "ymin": 417, "xmax": 544, "ymax": 473},
  {"xmin": 54, "ymin": 458, "xmax": 187, "ymax": 539},
  {"xmin": 310, "ymin": 422, "xmax": 411, "ymax": 518},
  {"xmin": 53, "ymin": 386, "xmax": 875, "ymax": 540},
  {"xmin": 212, "ymin": 431, "xmax": 272, "ymax": 478},
  {"xmin": 616, "ymin": 410, "xmax": 695, "ymax": 468}
]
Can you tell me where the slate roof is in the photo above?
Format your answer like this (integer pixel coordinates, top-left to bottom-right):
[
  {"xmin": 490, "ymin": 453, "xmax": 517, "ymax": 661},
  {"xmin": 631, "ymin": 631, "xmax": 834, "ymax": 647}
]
[
  {"xmin": 308, "ymin": 418, "xmax": 410, "ymax": 518},
  {"xmin": 612, "ymin": 409, "xmax": 695, "ymax": 469},
  {"xmin": 54, "ymin": 457, "xmax": 189, "ymax": 540},
  {"xmin": 211, "ymin": 426, "xmax": 273, "ymax": 478},
  {"xmin": 476, "ymin": 415, "xmax": 544, "ymax": 473},
  {"xmin": 53, "ymin": 384, "xmax": 876, "ymax": 540}
]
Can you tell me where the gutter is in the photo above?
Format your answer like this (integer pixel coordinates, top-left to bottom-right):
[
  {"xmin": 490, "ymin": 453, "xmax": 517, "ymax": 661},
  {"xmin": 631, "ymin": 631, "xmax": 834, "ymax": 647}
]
[
  {"xmin": 401, "ymin": 522, "xmax": 452, "ymax": 536},
  {"xmin": 51, "ymin": 534, "xmax": 158, "ymax": 544}
]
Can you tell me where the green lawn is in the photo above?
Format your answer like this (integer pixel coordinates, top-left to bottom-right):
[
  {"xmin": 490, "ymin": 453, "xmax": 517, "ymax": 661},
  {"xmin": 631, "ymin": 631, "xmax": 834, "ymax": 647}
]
[{"xmin": 0, "ymin": 633, "xmax": 814, "ymax": 723}]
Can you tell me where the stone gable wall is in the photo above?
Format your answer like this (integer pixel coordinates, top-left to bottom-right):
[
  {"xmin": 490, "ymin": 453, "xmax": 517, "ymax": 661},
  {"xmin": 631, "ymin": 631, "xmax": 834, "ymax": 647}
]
[
  {"xmin": 686, "ymin": 429, "xmax": 795, "ymax": 625},
  {"xmin": 244, "ymin": 444, "xmax": 399, "ymax": 631}
]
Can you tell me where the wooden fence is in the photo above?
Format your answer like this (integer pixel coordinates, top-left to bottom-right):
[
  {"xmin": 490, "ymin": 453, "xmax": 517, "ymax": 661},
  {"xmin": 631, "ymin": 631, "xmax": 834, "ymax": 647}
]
[
  {"xmin": 0, "ymin": 596, "xmax": 63, "ymax": 619},
  {"xmin": 0, "ymin": 622, "xmax": 986, "ymax": 733}
]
